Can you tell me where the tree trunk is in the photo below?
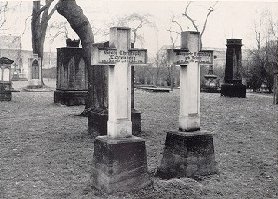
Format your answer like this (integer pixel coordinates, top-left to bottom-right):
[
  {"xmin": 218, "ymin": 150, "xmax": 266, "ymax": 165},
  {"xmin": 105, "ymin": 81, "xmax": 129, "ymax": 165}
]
[{"xmin": 57, "ymin": 0, "xmax": 94, "ymax": 114}]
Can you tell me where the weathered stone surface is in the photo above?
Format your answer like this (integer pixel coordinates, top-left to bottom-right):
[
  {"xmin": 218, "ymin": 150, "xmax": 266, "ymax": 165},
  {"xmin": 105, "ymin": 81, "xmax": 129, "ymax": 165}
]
[
  {"xmin": 88, "ymin": 109, "xmax": 141, "ymax": 137},
  {"xmin": 221, "ymin": 83, "xmax": 246, "ymax": 98},
  {"xmin": 0, "ymin": 82, "xmax": 12, "ymax": 101},
  {"xmin": 221, "ymin": 39, "xmax": 246, "ymax": 98},
  {"xmin": 91, "ymin": 136, "xmax": 151, "ymax": 193},
  {"xmin": 54, "ymin": 90, "xmax": 87, "ymax": 106},
  {"xmin": 157, "ymin": 131, "xmax": 217, "ymax": 179}
]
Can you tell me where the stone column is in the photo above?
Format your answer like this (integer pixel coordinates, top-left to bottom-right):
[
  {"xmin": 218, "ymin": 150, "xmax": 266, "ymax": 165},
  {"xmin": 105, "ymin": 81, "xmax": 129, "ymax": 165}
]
[
  {"xmin": 179, "ymin": 31, "xmax": 200, "ymax": 131},
  {"xmin": 27, "ymin": 54, "xmax": 42, "ymax": 89},
  {"xmin": 221, "ymin": 39, "xmax": 246, "ymax": 97}
]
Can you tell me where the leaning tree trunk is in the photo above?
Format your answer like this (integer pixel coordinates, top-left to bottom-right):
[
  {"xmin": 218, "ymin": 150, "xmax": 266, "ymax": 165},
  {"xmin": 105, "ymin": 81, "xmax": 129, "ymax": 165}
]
[{"xmin": 57, "ymin": 0, "xmax": 94, "ymax": 115}]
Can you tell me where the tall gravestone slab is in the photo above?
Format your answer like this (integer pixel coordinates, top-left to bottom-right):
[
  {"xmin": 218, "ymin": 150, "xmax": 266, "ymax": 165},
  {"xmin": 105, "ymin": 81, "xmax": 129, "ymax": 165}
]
[
  {"xmin": 221, "ymin": 39, "xmax": 246, "ymax": 98},
  {"xmin": 54, "ymin": 45, "xmax": 88, "ymax": 106},
  {"xmin": 0, "ymin": 57, "xmax": 14, "ymax": 101},
  {"xmin": 157, "ymin": 31, "xmax": 217, "ymax": 179},
  {"xmin": 88, "ymin": 43, "xmax": 142, "ymax": 137},
  {"xmin": 28, "ymin": 54, "xmax": 42, "ymax": 88},
  {"xmin": 90, "ymin": 27, "xmax": 151, "ymax": 193}
]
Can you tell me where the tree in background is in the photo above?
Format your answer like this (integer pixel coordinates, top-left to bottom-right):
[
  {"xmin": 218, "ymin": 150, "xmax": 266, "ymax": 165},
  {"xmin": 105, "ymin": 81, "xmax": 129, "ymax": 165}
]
[{"xmin": 246, "ymin": 10, "xmax": 278, "ymax": 92}]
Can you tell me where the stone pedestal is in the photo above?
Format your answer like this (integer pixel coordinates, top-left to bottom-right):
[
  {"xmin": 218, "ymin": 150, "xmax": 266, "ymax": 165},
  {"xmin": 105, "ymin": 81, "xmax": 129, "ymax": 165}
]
[
  {"xmin": 221, "ymin": 39, "xmax": 246, "ymax": 98},
  {"xmin": 54, "ymin": 90, "xmax": 88, "ymax": 106},
  {"xmin": 54, "ymin": 47, "xmax": 88, "ymax": 106},
  {"xmin": 221, "ymin": 83, "xmax": 246, "ymax": 98},
  {"xmin": 0, "ymin": 83, "xmax": 11, "ymax": 101},
  {"xmin": 91, "ymin": 136, "xmax": 151, "ymax": 193},
  {"xmin": 157, "ymin": 131, "xmax": 217, "ymax": 179},
  {"xmin": 273, "ymin": 71, "xmax": 278, "ymax": 105}
]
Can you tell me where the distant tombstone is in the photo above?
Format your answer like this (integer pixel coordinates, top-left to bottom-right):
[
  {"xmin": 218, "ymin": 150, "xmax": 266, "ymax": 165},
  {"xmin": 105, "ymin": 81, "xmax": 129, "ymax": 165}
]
[
  {"xmin": 0, "ymin": 57, "xmax": 14, "ymax": 101},
  {"xmin": 88, "ymin": 42, "xmax": 144, "ymax": 137},
  {"xmin": 274, "ymin": 70, "xmax": 278, "ymax": 105},
  {"xmin": 28, "ymin": 54, "xmax": 42, "ymax": 88},
  {"xmin": 157, "ymin": 31, "xmax": 217, "ymax": 179},
  {"xmin": 54, "ymin": 41, "xmax": 88, "ymax": 106},
  {"xmin": 90, "ymin": 27, "xmax": 150, "ymax": 193},
  {"xmin": 220, "ymin": 39, "xmax": 246, "ymax": 97}
]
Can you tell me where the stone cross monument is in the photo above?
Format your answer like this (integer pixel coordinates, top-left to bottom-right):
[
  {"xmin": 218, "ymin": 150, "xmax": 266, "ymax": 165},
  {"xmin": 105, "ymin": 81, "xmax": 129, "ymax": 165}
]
[
  {"xmin": 88, "ymin": 41, "xmax": 144, "ymax": 137},
  {"xmin": 90, "ymin": 27, "xmax": 150, "ymax": 193},
  {"xmin": 221, "ymin": 39, "xmax": 246, "ymax": 97},
  {"xmin": 157, "ymin": 31, "xmax": 217, "ymax": 179}
]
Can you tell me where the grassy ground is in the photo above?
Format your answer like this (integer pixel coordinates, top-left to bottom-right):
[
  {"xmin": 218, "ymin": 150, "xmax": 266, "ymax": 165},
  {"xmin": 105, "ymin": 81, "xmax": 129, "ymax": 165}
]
[{"xmin": 0, "ymin": 80, "xmax": 277, "ymax": 198}]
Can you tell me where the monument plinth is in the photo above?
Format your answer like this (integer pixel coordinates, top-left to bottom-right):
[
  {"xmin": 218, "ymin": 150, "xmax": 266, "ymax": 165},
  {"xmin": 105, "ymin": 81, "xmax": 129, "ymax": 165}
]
[
  {"xmin": 274, "ymin": 70, "xmax": 278, "ymax": 105},
  {"xmin": 221, "ymin": 39, "xmax": 246, "ymax": 98},
  {"xmin": 157, "ymin": 31, "xmax": 217, "ymax": 179},
  {"xmin": 90, "ymin": 27, "xmax": 151, "ymax": 193},
  {"xmin": 54, "ymin": 46, "xmax": 88, "ymax": 106},
  {"xmin": 0, "ymin": 57, "xmax": 14, "ymax": 101}
]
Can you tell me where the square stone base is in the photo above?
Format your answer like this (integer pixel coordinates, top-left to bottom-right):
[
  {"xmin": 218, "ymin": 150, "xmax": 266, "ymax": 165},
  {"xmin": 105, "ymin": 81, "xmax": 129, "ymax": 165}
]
[
  {"xmin": 88, "ymin": 109, "xmax": 141, "ymax": 137},
  {"xmin": 0, "ymin": 91, "xmax": 11, "ymax": 101},
  {"xmin": 221, "ymin": 83, "xmax": 246, "ymax": 98},
  {"xmin": 157, "ymin": 131, "xmax": 217, "ymax": 179},
  {"xmin": 91, "ymin": 136, "xmax": 151, "ymax": 193},
  {"xmin": 54, "ymin": 90, "xmax": 88, "ymax": 106}
]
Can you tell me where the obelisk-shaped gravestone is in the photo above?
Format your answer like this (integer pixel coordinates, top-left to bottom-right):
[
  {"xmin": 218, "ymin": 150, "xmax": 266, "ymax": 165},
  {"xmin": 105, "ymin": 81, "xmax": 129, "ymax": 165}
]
[
  {"xmin": 221, "ymin": 39, "xmax": 246, "ymax": 97},
  {"xmin": 157, "ymin": 31, "xmax": 217, "ymax": 179}
]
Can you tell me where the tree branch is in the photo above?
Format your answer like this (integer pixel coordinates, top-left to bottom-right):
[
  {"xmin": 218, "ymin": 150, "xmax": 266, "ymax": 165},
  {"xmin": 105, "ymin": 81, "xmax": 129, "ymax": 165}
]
[
  {"xmin": 200, "ymin": 1, "xmax": 218, "ymax": 36},
  {"xmin": 182, "ymin": 1, "xmax": 199, "ymax": 32}
]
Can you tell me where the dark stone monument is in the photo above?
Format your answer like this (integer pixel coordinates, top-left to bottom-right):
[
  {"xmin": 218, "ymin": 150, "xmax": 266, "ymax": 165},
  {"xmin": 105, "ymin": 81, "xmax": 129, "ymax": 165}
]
[
  {"xmin": 157, "ymin": 31, "xmax": 217, "ymax": 179},
  {"xmin": 88, "ymin": 42, "xmax": 141, "ymax": 137},
  {"xmin": 54, "ymin": 39, "xmax": 88, "ymax": 106},
  {"xmin": 221, "ymin": 39, "xmax": 246, "ymax": 98},
  {"xmin": 0, "ymin": 57, "xmax": 14, "ymax": 101}
]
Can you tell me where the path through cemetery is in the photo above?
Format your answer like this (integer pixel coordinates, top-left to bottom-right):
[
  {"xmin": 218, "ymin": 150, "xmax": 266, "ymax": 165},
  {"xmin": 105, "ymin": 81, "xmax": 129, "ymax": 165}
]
[{"xmin": 0, "ymin": 81, "xmax": 277, "ymax": 198}]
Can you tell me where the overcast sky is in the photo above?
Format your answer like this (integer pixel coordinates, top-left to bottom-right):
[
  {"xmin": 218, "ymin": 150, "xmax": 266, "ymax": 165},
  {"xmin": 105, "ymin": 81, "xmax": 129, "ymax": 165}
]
[{"xmin": 2, "ymin": 0, "xmax": 278, "ymax": 57}]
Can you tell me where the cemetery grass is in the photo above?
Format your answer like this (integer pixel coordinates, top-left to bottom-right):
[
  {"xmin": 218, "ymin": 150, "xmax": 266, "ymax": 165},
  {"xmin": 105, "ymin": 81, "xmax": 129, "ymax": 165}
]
[{"xmin": 0, "ymin": 80, "xmax": 277, "ymax": 199}]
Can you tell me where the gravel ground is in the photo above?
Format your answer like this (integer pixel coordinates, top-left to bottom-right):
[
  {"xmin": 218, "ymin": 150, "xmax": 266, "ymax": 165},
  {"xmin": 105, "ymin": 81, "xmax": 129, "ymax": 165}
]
[{"xmin": 0, "ymin": 80, "xmax": 277, "ymax": 198}]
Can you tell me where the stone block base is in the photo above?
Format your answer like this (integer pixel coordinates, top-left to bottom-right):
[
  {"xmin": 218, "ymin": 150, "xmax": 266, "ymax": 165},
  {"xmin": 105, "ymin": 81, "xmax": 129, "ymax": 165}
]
[
  {"xmin": 88, "ymin": 109, "xmax": 141, "ymax": 137},
  {"xmin": 220, "ymin": 83, "xmax": 246, "ymax": 98},
  {"xmin": 54, "ymin": 90, "xmax": 88, "ymax": 106},
  {"xmin": 91, "ymin": 136, "xmax": 151, "ymax": 193},
  {"xmin": 0, "ymin": 92, "xmax": 11, "ymax": 101},
  {"xmin": 157, "ymin": 131, "xmax": 217, "ymax": 179}
]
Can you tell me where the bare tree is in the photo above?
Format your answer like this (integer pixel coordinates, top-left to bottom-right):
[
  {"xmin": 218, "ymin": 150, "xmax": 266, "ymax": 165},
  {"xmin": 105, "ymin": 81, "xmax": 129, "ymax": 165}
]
[
  {"xmin": 181, "ymin": 1, "xmax": 218, "ymax": 49},
  {"xmin": 0, "ymin": 2, "xmax": 8, "ymax": 29}
]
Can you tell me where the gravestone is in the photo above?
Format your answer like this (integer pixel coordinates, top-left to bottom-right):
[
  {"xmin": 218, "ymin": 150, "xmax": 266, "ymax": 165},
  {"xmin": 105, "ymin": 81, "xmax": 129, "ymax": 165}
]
[
  {"xmin": 54, "ymin": 40, "xmax": 88, "ymax": 106},
  {"xmin": 201, "ymin": 51, "xmax": 219, "ymax": 93},
  {"xmin": 28, "ymin": 54, "xmax": 42, "ymax": 88},
  {"xmin": 274, "ymin": 70, "xmax": 278, "ymax": 104},
  {"xmin": 0, "ymin": 57, "xmax": 14, "ymax": 101},
  {"xmin": 157, "ymin": 31, "xmax": 217, "ymax": 179},
  {"xmin": 88, "ymin": 42, "xmax": 144, "ymax": 136},
  {"xmin": 221, "ymin": 39, "xmax": 246, "ymax": 97},
  {"xmin": 91, "ymin": 27, "xmax": 151, "ymax": 193}
]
